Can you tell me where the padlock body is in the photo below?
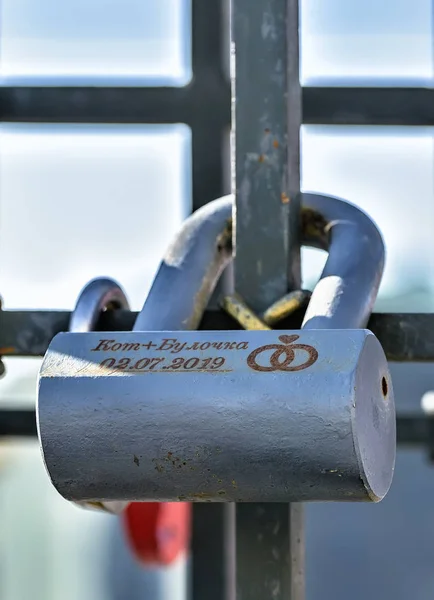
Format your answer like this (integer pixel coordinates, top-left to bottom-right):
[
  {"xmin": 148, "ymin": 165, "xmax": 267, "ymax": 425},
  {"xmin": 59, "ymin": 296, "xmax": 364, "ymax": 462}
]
[{"xmin": 37, "ymin": 329, "xmax": 395, "ymax": 503}]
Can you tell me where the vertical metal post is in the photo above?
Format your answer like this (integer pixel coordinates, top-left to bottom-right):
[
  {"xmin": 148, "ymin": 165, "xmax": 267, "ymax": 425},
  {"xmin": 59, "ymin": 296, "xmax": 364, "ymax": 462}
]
[
  {"xmin": 191, "ymin": 0, "xmax": 229, "ymax": 211},
  {"xmin": 191, "ymin": 2, "xmax": 235, "ymax": 599},
  {"xmin": 231, "ymin": 0, "xmax": 301, "ymax": 312},
  {"xmin": 231, "ymin": 1, "xmax": 303, "ymax": 599},
  {"xmin": 191, "ymin": 504, "xmax": 235, "ymax": 600}
]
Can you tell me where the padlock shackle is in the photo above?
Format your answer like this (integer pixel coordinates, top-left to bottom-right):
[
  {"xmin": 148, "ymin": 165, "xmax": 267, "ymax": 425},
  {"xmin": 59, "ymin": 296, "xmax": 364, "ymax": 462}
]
[
  {"xmin": 133, "ymin": 197, "xmax": 232, "ymax": 332},
  {"xmin": 300, "ymin": 192, "xmax": 385, "ymax": 330},
  {"xmin": 70, "ymin": 277, "xmax": 130, "ymax": 333},
  {"xmin": 165, "ymin": 193, "xmax": 383, "ymax": 331},
  {"xmin": 136, "ymin": 193, "xmax": 384, "ymax": 332}
]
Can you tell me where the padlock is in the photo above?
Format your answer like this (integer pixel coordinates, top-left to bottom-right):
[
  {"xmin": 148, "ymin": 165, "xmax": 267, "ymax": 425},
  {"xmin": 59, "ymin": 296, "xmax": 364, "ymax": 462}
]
[
  {"xmin": 36, "ymin": 193, "xmax": 395, "ymax": 504},
  {"xmin": 37, "ymin": 328, "xmax": 393, "ymax": 503}
]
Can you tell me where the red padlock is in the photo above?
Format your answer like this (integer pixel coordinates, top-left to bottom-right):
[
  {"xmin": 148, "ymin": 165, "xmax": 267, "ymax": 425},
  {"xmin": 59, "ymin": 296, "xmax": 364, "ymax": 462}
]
[{"xmin": 122, "ymin": 502, "xmax": 192, "ymax": 566}]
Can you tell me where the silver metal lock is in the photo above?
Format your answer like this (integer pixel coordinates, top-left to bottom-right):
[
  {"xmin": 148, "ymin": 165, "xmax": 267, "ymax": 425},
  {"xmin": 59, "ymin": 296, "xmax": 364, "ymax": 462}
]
[
  {"xmin": 38, "ymin": 328, "xmax": 393, "ymax": 503},
  {"xmin": 36, "ymin": 193, "xmax": 396, "ymax": 506}
]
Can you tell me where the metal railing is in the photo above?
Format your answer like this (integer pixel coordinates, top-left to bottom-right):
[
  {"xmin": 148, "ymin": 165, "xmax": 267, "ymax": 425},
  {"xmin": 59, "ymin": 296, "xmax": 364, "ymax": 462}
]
[{"xmin": 0, "ymin": 2, "xmax": 433, "ymax": 598}]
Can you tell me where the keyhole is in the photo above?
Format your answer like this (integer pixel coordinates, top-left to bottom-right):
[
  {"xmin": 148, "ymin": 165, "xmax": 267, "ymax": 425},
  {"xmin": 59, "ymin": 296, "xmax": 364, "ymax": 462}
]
[{"xmin": 381, "ymin": 377, "xmax": 388, "ymax": 398}]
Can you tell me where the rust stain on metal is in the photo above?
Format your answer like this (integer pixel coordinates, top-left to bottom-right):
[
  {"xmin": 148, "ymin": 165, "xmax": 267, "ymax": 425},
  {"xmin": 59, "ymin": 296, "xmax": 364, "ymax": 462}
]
[
  {"xmin": 221, "ymin": 294, "xmax": 270, "ymax": 331},
  {"xmin": 281, "ymin": 193, "xmax": 289, "ymax": 204},
  {"xmin": 273, "ymin": 139, "xmax": 279, "ymax": 149},
  {"xmin": 262, "ymin": 291, "xmax": 309, "ymax": 325},
  {"xmin": 216, "ymin": 218, "xmax": 233, "ymax": 253},
  {"xmin": 0, "ymin": 347, "xmax": 17, "ymax": 355},
  {"xmin": 153, "ymin": 452, "xmax": 194, "ymax": 471},
  {"xmin": 258, "ymin": 154, "xmax": 265, "ymax": 163},
  {"xmin": 188, "ymin": 492, "xmax": 217, "ymax": 500},
  {"xmin": 179, "ymin": 489, "xmax": 228, "ymax": 501},
  {"xmin": 301, "ymin": 207, "xmax": 329, "ymax": 249}
]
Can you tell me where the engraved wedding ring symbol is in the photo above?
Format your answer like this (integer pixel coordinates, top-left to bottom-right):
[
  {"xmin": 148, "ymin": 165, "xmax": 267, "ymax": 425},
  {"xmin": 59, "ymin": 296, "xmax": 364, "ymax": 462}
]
[{"xmin": 246, "ymin": 335, "xmax": 318, "ymax": 372}]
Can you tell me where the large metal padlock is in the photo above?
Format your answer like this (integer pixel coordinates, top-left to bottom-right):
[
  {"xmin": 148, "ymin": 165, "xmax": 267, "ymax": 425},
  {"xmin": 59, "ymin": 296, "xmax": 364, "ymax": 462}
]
[{"xmin": 36, "ymin": 193, "xmax": 396, "ymax": 505}]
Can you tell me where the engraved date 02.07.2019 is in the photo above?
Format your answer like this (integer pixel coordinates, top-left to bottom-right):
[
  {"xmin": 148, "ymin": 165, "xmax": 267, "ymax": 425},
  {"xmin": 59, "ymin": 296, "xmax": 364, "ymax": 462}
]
[{"xmin": 98, "ymin": 356, "xmax": 227, "ymax": 373}]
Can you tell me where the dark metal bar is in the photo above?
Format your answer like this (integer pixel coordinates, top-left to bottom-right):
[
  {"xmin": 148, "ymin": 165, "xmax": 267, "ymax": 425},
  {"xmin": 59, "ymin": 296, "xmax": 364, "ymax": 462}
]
[
  {"xmin": 2, "ymin": 310, "xmax": 434, "ymax": 362},
  {"xmin": 192, "ymin": 0, "xmax": 226, "ymax": 78},
  {"xmin": 190, "ymin": 2, "xmax": 234, "ymax": 598},
  {"xmin": 232, "ymin": 0, "xmax": 301, "ymax": 312},
  {"xmin": 235, "ymin": 504, "xmax": 304, "ymax": 600},
  {"xmin": 0, "ymin": 409, "xmax": 37, "ymax": 437},
  {"xmin": 303, "ymin": 86, "xmax": 434, "ymax": 126},
  {"xmin": 1, "ymin": 87, "xmax": 434, "ymax": 126},
  {"xmin": 397, "ymin": 415, "xmax": 430, "ymax": 446},
  {"xmin": 192, "ymin": 123, "xmax": 227, "ymax": 212},
  {"xmin": 231, "ymin": 0, "xmax": 303, "ymax": 598},
  {"xmin": 191, "ymin": 504, "xmax": 235, "ymax": 600},
  {"xmin": 0, "ymin": 86, "xmax": 193, "ymax": 124},
  {"xmin": 0, "ymin": 84, "xmax": 230, "ymax": 126},
  {"xmin": 191, "ymin": 0, "xmax": 229, "ymax": 210}
]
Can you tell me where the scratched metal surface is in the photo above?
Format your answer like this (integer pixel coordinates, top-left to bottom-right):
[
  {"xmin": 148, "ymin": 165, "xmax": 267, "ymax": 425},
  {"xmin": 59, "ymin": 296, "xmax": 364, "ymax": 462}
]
[
  {"xmin": 232, "ymin": 0, "xmax": 302, "ymax": 314},
  {"xmin": 37, "ymin": 329, "xmax": 395, "ymax": 504},
  {"xmin": 133, "ymin": 197, "xmax": 232, "ymax": 333}
]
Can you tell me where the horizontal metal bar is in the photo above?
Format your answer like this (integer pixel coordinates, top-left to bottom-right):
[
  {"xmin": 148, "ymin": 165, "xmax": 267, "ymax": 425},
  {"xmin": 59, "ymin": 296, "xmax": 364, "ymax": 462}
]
[
  {"xmin": 0, "ymin": 409, "xmax": 36, "ymax": 437},
  {"xmin": 1, "ymin": 310, "xmax": 434, "ymax": 362},
  {"xmin": 303, "ymin": 87, "xmax": 434, "ymax": 126},
  {"xmin": 0, "ymin": 410, "xmax": 429, "ymax": 449},
  {"xmin": 397, "ymin": 414, "xmax": 430, "ymax": 446},
  {"xmin": 396, "ymin": 415, "xmax": 434, "ymax": 461},
  {"xmin": 0, "ymin": 87, "xmax": 433, "ymax": 126},
  {"xmin": 0, "ymin": 83, "xmax": 230, "ymax": 126}
]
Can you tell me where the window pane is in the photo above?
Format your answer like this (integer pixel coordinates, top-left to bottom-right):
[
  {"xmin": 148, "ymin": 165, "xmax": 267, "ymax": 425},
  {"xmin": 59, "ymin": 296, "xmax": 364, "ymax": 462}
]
[
  {"xmin": 0, "ymin": 123, "xmax": 191, "ymax": 405},
  {"xmin": 307, "ymin": 449, "xmax": 434, "ymax": 600},
  {"xmin": 0, "ymin": 0, "xmax": 191, "ymax": 85},
  {"xmin": 301, "ymin": 0, "xmax": 433, "ymax": 85},
  {"xmin": 301, "ymin": 126, "xmax": 434, "ymax": 310},
  {"xmin": 0, "ymin": 440, "xmax": 110, "ymax": 600}
]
